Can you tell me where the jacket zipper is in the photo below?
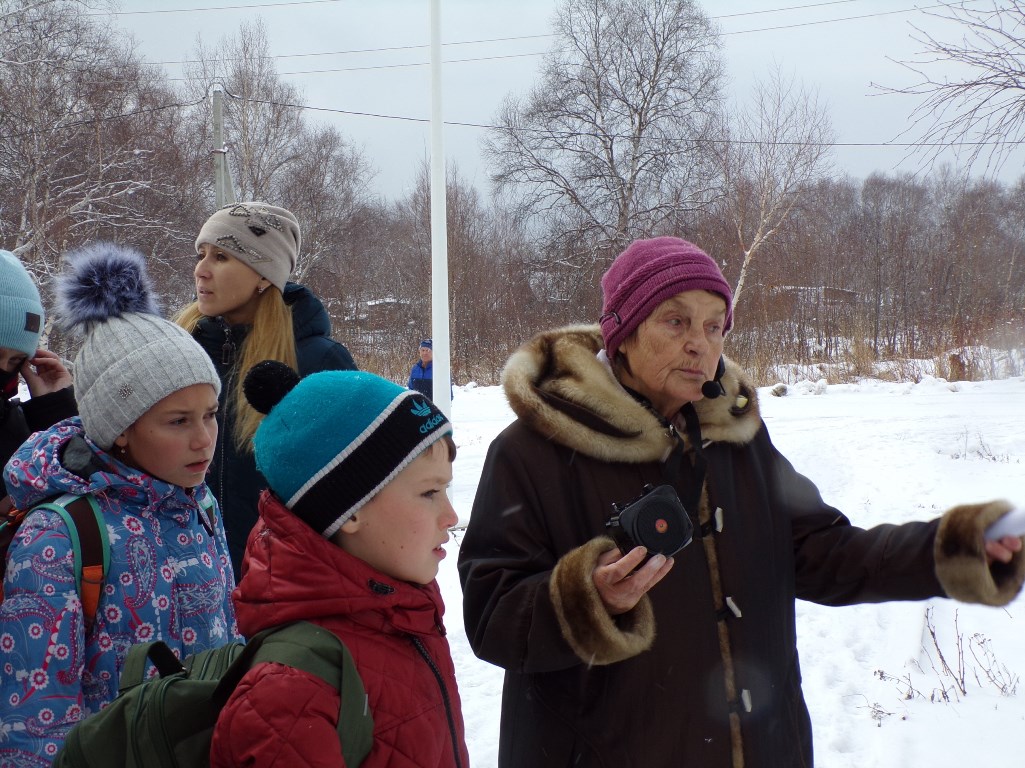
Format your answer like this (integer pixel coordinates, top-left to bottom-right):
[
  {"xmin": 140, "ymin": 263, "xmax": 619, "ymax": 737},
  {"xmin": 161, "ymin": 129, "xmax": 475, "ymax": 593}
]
[
  {"xmin": 216, "ymin": 320, "xmax": 234, "ymax": 505},
  {"xmin": 411, "ymin": 635, "xmax": 463, "ymax": 768},
  {"xmin": 220, "ymin": 322, "xmax": 236, "ymax": 367}
]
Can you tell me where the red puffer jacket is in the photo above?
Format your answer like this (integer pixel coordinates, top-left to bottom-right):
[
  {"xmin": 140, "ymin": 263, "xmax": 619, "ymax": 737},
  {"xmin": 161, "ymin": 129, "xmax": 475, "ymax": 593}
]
[{"xmin": 210, "ymin": 491, "xmax": 469, "ymax": 768}]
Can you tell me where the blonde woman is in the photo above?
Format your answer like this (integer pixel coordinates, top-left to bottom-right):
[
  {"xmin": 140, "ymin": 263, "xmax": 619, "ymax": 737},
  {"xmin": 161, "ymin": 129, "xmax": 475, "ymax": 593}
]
[{"xmin": 176, "ymin": 202, "xmax": 357, "ymax": 579}]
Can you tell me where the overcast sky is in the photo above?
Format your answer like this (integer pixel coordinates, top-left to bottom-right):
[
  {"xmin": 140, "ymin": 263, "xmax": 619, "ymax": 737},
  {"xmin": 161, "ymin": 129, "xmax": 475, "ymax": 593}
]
[{"xmin": 105, "ymin": 0, "xmax": 1021, "ymax": 199}]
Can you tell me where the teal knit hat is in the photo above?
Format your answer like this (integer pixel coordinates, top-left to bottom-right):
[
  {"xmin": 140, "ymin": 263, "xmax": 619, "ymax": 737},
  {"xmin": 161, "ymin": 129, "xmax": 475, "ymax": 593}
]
[
  {"xmin": 245, "ymin": 362, "xmax": 452, "ymax": 537},
  {"xmin": 0, "ymin": 250, "xmax": 44, "ymax": 357}
]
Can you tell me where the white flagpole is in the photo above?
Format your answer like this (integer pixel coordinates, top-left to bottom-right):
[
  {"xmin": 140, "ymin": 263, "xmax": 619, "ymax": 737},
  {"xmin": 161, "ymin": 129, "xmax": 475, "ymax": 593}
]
[{"xmin": 428, "ymin": 0, "xmax": 451, "ymax": 419}]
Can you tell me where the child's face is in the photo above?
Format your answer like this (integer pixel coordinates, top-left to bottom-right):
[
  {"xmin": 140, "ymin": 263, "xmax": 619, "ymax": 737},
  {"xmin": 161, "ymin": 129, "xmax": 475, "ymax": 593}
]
[
  {"xmin": 336, "ymin": 443, "xmax": 456, "ymax": 584},
  {"xmin": 114, "ymin": 383, "xmax": 219, "ymax": 488},
  {"xmin": 0, "ymin": 346, "xmax": 28, "ymax": 374}
]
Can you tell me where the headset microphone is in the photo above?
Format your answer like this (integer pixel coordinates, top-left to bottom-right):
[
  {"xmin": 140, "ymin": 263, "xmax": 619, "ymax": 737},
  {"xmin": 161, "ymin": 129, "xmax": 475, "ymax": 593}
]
[
  {"xmin": 701, "ymin": 356, "xmax": 727, "ymax": 399},
  {"xmin": 701, "ymin": 380, "xmax": 724, "ymax": 399}
]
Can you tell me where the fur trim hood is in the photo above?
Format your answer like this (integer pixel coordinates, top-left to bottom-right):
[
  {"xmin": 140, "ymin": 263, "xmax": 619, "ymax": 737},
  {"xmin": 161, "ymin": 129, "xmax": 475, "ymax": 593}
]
[{"xmin": 500, "ymin": 324, "xmax": 761, "ymax": 462}]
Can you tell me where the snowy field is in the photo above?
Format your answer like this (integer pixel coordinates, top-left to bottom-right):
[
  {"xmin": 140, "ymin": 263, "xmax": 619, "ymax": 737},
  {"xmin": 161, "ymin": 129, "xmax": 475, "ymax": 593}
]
[{"xmin": 440, "ymin": 375, "xmax": 1025, "ymax": 767}]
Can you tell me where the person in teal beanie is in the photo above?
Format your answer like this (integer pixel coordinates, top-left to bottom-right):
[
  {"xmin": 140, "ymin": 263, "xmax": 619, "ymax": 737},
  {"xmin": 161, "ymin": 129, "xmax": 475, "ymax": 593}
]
[
  {"xmin": 211, "ymin": 362, "xmax": 469, "ymax": 768},
  {"xmin": 0, "ymin": 249, "xmax": 77, "ymax": 470}
]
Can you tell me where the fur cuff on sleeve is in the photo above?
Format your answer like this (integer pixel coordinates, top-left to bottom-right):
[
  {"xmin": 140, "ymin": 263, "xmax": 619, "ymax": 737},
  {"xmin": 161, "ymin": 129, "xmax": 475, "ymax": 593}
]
[
  {"xmin": 549, "ymin": 536, "xmax": 656, "ymax": 666},
  {"xmin": 935, "ymin": 501, "xmax": 1025, "ymax": 607}
]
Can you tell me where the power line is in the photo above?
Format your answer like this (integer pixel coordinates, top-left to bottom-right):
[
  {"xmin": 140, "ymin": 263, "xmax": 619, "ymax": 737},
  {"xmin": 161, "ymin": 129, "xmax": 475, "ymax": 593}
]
[
  {"xmin": 96, "ymin": 0, "xmax": 874, "ymax": 21},
  {"xmin": 0, "ymin": 97, "xmax": 206, "ymax": 141},
  {"xmin": 92, "ymin": 0, "xmax": 343, "ymax": 15},
  {"xmin": 23, "ymin": 0, "xmax": 996, "ymax": 151},
  {"xmin": 159, "ymin": 50, "xmax": 550, "ymax": 81},
  {"xmin": 148, "ymin": 4, "xmax": 961, "ymax": 79},
  {"xmin": 236, "ymin": 93, "xmax": 1022, "ymax": 149},
  {"xmin": 2, "ymin": 88, "xmax": 1014, "ymax": 150},
  {"xmin": 716, "ymin": 0, "xmax": 865, "ymax": 20},
  {"xmin": 109, "ymin": 1, "xmax": 955, "ymax": 71},
  {"xmin": 150, "ymin": 35, "xmax": 554, "ymax": 67},
  {"xmin": 724, "ymin": 2, "xmax": 976, "ymax": 35},
  {"xmin": 54, "ymin": 2, "xmax": 960, "ymax": 88}
]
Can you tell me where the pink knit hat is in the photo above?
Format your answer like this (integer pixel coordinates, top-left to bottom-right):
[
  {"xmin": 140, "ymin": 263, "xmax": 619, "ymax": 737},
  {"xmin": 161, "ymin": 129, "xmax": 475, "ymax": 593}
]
[{"xmin": 600, "ymin": 237, "xmax": 733, "ymax": 359}]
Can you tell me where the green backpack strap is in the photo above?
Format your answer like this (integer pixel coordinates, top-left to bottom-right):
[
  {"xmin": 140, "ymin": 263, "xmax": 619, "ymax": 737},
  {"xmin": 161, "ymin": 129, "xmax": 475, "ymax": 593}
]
[
  {"xmin": 37, "ymin": 493, "xmax": 109, "ymax": 633},
  {"xmin": 119, "ymin": 641, "xmax": 159, "ymax": 688},
  {"xmin": 117, "ymin": 638, "xmax": 188, "ymax": 692},
  {"xmin": 214, "ymin": 621, "xmax": 374, "ymax": 767}
]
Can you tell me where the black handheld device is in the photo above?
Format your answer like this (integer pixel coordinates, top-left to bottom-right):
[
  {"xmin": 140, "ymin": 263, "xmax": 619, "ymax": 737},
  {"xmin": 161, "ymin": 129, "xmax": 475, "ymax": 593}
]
[{"xmin": 605, "ymin": 484, "xmax": 694, "ymax": 560}]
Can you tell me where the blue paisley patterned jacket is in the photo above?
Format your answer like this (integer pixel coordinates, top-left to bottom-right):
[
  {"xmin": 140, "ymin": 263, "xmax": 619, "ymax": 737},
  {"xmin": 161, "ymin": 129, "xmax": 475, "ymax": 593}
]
[{"xmin": 0, "ymin": 417, "xmax": 239, "ymax": 766}]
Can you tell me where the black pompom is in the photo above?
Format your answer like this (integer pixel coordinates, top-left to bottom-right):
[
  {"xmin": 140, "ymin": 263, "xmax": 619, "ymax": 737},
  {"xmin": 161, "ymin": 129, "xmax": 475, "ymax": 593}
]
[{"xmin": 243, "ymin": 360, "xmax": 300, "ymax": 414}]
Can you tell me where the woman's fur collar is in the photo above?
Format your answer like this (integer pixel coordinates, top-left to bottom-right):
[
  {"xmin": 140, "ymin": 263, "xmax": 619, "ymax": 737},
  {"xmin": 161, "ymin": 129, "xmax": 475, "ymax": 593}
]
[{"xmin": 501, "ymin": 325, "xmax": 761, "ymax": 463}]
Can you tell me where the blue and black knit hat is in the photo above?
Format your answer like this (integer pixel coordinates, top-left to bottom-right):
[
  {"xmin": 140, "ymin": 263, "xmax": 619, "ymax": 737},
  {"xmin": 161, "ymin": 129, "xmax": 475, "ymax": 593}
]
[{"xmin": 244, "ymin": 361, "xmax": 452, "ymax": 537}]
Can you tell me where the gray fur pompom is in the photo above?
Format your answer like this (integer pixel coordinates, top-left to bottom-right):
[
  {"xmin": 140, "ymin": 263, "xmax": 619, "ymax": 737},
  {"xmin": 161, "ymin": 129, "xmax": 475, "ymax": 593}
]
[{"xmin": 55, "ymin": 242, "xmax": 160, "ymax": 334}]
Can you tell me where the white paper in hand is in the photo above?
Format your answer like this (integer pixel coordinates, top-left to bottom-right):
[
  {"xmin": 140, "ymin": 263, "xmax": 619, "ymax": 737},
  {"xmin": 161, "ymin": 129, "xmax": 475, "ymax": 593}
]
[{"xmin": 984, "ymin": 507, "xmax": 1025, "ymax": 541}]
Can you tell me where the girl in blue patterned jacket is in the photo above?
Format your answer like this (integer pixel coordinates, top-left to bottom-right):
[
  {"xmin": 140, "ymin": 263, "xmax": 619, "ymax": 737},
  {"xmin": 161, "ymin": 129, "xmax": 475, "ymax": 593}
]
[{"xmin": 0, "ymin": 244, "xmax": 239, "ymax": 765}]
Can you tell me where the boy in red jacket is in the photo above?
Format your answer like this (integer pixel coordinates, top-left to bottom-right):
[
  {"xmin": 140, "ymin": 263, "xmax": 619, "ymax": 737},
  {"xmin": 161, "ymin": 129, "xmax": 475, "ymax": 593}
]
[{"xmin": 210, "ymin": 361, "xmax": 469, "ymax": 768}]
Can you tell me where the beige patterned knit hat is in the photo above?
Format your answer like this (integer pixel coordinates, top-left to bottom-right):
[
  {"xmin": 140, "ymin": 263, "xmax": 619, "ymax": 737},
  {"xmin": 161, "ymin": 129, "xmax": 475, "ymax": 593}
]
[{"xmin": 194, "ymin": 202, "xmax": 301, "ymax": 291}]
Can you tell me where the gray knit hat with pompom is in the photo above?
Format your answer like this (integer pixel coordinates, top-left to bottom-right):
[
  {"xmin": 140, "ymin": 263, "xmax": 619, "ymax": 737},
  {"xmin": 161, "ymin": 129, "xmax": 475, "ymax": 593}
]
[{"xmin": 56, "ymin": 242, "xmax": 221, "ymax": 450}]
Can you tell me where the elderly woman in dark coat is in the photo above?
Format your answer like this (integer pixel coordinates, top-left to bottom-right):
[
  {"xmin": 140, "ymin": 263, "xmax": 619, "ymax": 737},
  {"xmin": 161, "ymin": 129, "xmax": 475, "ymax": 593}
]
[{"xmin": 457, "ymin": 236, "xmax": 1024, "ymax": 768}]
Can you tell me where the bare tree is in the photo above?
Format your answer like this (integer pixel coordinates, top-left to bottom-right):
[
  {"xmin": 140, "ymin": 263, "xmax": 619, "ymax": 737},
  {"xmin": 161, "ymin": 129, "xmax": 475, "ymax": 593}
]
[
  {"xmin": 185, "ymin": 18, "xmax": 305, "ymax": 203},
  {"xmin": 882, "ymin": 1, "xmax": 1025, "ymax": 176},
  {"xmin": 0, "ymin": 0, "xmax": 102, "ymax": 47},
  {"xmin": 483, "ymin": 0, "xmax": 724, "ymax": 269},
  {"xmin": 710, "ymin": 65, "xmax": 833, "ymax": 309},
  {"xmin": 276, "ymin": 125, "xmax": 377, "ymax": 283},
  {"xmin": 0, "ymin": 0, "xmax": 191, "ymax": 278}
]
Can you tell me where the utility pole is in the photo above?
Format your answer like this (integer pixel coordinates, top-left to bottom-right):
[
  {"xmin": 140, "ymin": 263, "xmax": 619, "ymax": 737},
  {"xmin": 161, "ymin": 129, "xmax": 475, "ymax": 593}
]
[{"xmin": 211, "ymin": 84, "xmax": 236, "ymax": 208}]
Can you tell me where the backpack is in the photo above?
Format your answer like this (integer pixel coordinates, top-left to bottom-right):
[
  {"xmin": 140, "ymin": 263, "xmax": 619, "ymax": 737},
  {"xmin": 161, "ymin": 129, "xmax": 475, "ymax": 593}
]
[
  {"xmin": 53, "ymin": 620, "xmax": 374, "ymax": 768},
  {"xmin": 0, "ymin": 492, "xmax": 108, "ymax": 631}
]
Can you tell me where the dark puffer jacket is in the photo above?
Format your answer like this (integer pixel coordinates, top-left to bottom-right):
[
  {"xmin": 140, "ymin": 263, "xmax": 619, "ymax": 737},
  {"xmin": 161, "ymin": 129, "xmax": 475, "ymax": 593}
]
[
  {"xmin": 192, "ymin": 283, "xmax": 357, "ymax": 577},
  {"xmin": 1, "ymin": 377, "xmax": 77, "ymax": 472},
  {"xmin": 211, "ymin": 491, "xmax": 469, "ymax": 768},
  {"xmin": 457, "ymin": 325, "xmax": 1024, "ymax": 768}
]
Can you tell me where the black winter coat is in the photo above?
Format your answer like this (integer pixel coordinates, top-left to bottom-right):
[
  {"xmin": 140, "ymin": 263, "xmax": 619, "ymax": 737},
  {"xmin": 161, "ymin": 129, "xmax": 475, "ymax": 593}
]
[
  {"xmin": 1, "ymin": 386, "xmax": 77, "ymax": 479},
  {"xmin": 457, "ymin": 325, "xmax": 1024, "ymax": 768},
  {"xmin": 192, "ymin": 283, "xmax": 357, "ymax": 577}
]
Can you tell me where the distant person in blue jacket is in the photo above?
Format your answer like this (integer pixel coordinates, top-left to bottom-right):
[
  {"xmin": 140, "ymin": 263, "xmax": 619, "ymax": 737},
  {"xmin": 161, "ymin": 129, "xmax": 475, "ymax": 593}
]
[{"xmin": 407, "ymin": 338, "xmax": 435, "ymax": 398}]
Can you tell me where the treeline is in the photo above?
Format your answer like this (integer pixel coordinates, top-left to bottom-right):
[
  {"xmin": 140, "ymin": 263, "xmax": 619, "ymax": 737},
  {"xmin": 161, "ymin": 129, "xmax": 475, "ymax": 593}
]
[
  {"xmin": 694, "ymin": 170, "xmax": 1025, "ymax": 383},
  {"xmin": 1, "ymin": 1, "xmax": 1022, "ymax": 387}
]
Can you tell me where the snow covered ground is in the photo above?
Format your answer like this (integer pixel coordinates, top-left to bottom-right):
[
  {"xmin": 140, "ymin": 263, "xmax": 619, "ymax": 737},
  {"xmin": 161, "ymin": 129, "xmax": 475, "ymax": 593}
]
[{"xmin": 439, "ymin": 375, "xmax": 1025, "ymax": 767}]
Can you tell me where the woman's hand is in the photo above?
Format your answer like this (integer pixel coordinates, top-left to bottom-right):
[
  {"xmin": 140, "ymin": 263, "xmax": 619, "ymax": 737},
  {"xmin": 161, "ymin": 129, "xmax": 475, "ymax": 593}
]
[
  {"xmin": 21, "ymin": 349, "xmax": 72, "ymax": 397},
  {"xmin": 593, "ymin": 546, "xmax": 674, "ymax": 615},
  {"xmin": 985, "ymin": 535, "xmax": 1023, "ymax": 565}
]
